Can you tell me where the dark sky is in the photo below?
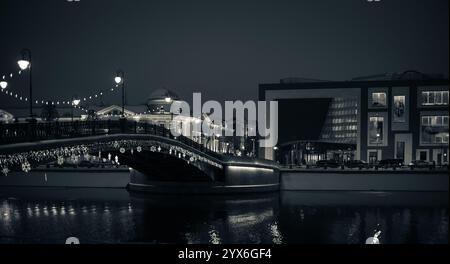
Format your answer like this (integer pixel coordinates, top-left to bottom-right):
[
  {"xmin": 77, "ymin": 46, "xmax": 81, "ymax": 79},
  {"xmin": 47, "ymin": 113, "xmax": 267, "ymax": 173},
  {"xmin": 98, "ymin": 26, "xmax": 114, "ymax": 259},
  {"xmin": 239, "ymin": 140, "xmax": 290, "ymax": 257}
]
[{"xmin": 0, "ymin": 0, "xmax": 448, "ymax": 109}]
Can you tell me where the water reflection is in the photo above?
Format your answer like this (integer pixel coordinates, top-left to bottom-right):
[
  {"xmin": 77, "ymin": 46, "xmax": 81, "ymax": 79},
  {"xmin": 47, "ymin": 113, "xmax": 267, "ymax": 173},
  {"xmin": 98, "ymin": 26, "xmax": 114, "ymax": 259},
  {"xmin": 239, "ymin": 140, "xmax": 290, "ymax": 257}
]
[{"xmin": 0, "ymin": 188, "xmax": 448, "ymax": 244}]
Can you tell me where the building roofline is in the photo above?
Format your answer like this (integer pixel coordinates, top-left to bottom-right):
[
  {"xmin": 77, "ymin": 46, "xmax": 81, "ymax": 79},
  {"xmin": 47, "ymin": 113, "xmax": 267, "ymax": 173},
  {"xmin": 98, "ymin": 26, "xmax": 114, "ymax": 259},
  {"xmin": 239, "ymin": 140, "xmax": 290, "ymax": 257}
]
[{"xmin": 259, "ymin": 79, "xmax": 449, "ymax": 100}]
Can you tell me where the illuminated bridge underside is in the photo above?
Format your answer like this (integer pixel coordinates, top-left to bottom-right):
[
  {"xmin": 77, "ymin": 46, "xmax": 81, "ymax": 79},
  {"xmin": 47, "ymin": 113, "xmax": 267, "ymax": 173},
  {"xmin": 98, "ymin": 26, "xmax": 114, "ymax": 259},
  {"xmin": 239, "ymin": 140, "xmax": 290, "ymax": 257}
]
[{"xmin": 0, "ymin": 134, "xmax": 280, "ymax": 193}]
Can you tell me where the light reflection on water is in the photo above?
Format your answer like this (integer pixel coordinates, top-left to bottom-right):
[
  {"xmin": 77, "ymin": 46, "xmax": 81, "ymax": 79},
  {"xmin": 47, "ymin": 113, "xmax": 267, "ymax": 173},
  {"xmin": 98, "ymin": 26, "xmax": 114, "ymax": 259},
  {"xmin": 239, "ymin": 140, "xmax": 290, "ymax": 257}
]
[{"xmin": 0, "ymin": 188, "xmax": 448, "ymax": 244}]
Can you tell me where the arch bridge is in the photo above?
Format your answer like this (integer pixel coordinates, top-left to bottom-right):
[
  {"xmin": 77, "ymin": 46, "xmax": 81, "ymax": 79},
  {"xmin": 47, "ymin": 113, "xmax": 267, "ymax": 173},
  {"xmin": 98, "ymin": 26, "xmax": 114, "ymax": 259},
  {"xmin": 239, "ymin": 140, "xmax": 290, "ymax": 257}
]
[{"xmin": 0, "ymin": 120, "xmax": 280, "ymax": 193}]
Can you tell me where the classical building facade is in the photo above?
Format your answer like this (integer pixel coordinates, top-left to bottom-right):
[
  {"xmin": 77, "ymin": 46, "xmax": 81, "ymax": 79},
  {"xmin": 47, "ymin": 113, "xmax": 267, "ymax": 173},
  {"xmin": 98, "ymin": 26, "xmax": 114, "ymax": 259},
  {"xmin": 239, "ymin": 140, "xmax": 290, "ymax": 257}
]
[{"xmin": 91, "ymin": 89, "xmax": 248, "ymax": 156}]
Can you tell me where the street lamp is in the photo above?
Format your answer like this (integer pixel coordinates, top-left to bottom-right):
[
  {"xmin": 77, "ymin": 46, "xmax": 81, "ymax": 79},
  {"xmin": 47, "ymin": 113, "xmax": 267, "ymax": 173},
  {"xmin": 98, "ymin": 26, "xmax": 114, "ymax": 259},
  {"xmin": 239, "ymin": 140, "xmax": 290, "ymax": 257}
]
[
  {"xmin": 273, "ymin": 146, "xmax": 279, "ymax": 163},
  {"xmin": 17, "ymin": 49, "xmax": 32, "ymax": 118},
  {"xmin": 0, "ymin": 80, "xmax": 7, "ymax": 89},
  {"xmin": 114, "ymin": 70, "xmax": 125, "ymax": 118},
  {"xmin": 71, "ymin": 97, "xmax": 81, "ymax": 122},
  {"xmin": 73, "ymin": 99, "xmax": 81, "ymax": 107}
]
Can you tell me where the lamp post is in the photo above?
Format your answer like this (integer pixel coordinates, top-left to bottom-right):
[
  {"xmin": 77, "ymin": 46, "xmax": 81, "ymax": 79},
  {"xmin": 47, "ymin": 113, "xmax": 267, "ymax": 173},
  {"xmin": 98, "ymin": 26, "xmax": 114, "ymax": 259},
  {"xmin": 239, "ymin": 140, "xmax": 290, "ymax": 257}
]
[
  {"xmin": 17, "ymin": 49, "xmax": 32, "ymax": 118},
  {"xmin": 114, "ymin": 70, "xmax": 125, "ymax": 118},
  {"xmin": 72, "ymin": 97, "xmax": 81, "ymax": 122},
  {"xmin": 273, "ymin": 146, "xmax": 279, "ymax": 163},
  {"xmin": 0, "ymin": 76, "xmax": 7, "ymax": 89}
]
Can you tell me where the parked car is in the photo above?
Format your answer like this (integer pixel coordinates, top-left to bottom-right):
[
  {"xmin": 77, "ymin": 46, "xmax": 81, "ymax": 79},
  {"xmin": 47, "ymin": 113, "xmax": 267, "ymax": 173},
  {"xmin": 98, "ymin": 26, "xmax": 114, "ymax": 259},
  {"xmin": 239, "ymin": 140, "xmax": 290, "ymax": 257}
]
[
  {"xmin": 345, "ymin": 160, "xmax": 370, "ymax": 168},
  {"xmin": 408, "ymin": 160, "xmax": 431, "ymax": 169},
  {"xmin": 316, "ymin": 160, "xmax": 341, "ymax": 168},
  {"xmin": 377, "ymin": 159, "xmax": 404, "ymax": 169}
]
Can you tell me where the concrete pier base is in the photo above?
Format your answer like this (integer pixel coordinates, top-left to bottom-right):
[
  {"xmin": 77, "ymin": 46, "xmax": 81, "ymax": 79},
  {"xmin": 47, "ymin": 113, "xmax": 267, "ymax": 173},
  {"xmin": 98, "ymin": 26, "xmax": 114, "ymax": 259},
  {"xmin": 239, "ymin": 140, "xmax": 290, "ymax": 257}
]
[{"xmin": 281, "ymin": 169, "xmax": 449, "ymax": 191}]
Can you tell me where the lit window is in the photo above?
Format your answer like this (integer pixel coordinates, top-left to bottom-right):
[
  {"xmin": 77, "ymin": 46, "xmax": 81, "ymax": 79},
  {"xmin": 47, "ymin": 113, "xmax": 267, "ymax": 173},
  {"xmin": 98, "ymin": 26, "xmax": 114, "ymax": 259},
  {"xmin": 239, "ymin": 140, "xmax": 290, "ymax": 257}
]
[
  {"xmin": 372, "ymin": 93, "xmax": 387, "ymax": 107},
  {"xmin": 421, "ymin": 115, "xmax": 449, "ymax": 144},
  {"xmin": 369, "ymin": 116, "xmax": 384, "ymax": 144},
  {"xmin": 393, "ymin": 96, "xmax": 406, "ymax": 122},
  {"xmin": 422, "ymin": 91, "xmax": 449, "ymax": 106}
]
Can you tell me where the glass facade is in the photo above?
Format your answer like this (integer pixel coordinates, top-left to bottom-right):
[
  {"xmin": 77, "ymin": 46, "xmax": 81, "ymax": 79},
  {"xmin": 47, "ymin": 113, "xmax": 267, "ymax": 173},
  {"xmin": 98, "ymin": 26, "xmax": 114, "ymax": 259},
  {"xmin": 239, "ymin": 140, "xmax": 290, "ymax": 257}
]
[
  {"xmin": 319, "ymin": 97, "xmax": 358, "ymax": 144},
  {"xmin": 421, "ymin": 115, "xmax": 449, "ymax": 144}
]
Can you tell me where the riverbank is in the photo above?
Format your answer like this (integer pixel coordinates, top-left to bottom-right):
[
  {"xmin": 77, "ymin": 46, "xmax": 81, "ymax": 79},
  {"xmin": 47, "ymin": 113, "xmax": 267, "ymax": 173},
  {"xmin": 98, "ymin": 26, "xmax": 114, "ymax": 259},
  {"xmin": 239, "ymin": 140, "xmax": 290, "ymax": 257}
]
[
  {"xmin": 281, "ymin": 169, "xmax": 449, "ymax": 192},
  {"xmin": 0, "ymin": 167, "xmax": 448, "ymax": 192},
  {"xmin": 0, "ymin": 167, "xmax": 130, "ymax": 188}
]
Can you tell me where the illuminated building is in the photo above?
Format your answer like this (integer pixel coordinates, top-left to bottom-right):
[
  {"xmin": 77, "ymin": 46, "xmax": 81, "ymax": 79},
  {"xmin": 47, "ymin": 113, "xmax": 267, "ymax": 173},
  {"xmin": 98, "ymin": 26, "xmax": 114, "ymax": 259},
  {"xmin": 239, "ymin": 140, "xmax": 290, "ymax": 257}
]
[{"xmin": 259, "ymin": 71, "xmax": 449, "ymax": 165}]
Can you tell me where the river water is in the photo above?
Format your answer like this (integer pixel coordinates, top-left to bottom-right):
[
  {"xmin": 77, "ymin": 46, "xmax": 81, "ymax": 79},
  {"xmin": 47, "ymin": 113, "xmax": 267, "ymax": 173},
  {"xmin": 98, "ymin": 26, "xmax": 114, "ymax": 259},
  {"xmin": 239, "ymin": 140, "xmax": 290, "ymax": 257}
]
[{"xmin": 0, "ymin": 188, "xmax": 448, "ymax": 244}]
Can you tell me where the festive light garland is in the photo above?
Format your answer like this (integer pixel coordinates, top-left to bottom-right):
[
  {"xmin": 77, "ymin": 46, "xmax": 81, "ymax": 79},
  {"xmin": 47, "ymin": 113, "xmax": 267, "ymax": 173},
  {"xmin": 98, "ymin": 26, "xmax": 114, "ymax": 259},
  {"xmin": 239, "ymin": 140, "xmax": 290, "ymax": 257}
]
[
  {"xmin": 0, "ymin": 139, "xmax": 223, "ymax": 176},
  {"xmin": 0, "ymin": 69, "xmax": 27, "ymax": 100},
  {"xmin": 1, "ymin": 68, "xmax": 122, "ymax": 112},
  {"xmin": 1, "ymin": 68, "xmax": 164, "ymax": 117}
]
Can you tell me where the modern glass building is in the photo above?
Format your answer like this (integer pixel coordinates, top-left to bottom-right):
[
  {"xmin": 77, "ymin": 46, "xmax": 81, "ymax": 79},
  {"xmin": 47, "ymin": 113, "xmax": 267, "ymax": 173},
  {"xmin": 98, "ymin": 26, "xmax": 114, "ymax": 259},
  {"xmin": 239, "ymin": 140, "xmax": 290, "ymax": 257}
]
[{"xmin": 259, "ymin": 72, "xmax": 449, "ymax": 166}]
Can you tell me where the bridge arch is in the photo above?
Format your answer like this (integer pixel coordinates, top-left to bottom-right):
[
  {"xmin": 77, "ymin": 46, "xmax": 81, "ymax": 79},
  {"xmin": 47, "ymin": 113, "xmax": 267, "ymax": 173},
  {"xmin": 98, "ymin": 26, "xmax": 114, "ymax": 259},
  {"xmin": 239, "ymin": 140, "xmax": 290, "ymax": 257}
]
[{"xmin": 0, "ymin": 133, "xmax": 280, "ymax": 193}]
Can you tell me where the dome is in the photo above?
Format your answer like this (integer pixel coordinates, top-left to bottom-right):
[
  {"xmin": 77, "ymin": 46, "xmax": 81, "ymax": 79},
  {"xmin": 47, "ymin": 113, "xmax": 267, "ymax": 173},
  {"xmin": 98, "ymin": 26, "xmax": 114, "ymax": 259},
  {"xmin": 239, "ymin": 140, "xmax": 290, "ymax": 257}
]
[
  {"xmin": 0, "ymin": 109, "xmax": 14, "ymax": 123},
  {"xmin": 146, "ymin": 88, "xmax": 180, "ymax": 114},
  {"xmin": 147, "ymin": 88, "xmax": 180, "ymax": 101}
]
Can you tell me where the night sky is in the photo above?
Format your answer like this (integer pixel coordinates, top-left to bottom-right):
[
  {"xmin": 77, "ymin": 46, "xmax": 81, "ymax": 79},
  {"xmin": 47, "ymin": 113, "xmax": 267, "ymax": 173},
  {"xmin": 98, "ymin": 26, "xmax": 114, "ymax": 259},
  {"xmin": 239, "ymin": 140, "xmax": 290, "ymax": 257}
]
[{"xmin": 0, "ymin": 0, "xmax": 448, "ymax": 110}]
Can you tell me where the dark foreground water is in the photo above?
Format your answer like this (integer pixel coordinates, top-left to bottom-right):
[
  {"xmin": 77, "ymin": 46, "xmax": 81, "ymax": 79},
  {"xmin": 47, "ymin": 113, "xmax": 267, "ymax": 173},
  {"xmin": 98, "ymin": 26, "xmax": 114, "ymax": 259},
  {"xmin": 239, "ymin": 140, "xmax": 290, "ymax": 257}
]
[{"xmin": 0, "ymin": 188, "xmax": 448, "ymax": 244}]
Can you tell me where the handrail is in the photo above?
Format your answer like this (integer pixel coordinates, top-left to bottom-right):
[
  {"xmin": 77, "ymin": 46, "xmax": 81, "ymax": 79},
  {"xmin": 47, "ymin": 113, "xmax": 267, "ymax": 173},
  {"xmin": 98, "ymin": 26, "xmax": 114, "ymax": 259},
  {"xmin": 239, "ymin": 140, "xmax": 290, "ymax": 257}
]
[{"xmin": 0, "ymin": 120, "xmax": 221, "ymax": 158}]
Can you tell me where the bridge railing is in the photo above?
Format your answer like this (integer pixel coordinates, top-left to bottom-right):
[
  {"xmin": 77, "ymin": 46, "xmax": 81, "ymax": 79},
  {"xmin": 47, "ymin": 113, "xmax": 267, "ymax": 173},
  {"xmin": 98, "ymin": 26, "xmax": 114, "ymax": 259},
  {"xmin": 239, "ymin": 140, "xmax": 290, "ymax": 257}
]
[{"xmin": 0, "ymin": 120, "xmax": 222, "ymax": 158}]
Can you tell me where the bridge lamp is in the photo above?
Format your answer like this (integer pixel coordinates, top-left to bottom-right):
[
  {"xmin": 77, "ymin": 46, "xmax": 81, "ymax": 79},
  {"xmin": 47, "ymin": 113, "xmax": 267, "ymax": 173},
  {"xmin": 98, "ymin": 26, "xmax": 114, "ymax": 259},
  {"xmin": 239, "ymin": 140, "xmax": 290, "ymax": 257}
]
[
  {"xmin": 72, "ymin": 99, "xmax": 81, "ymax": 106},
  {"xmin": 115, "ymin": 70, "xmax": 125, "ymax": 118},
  {"xmin": 18, "ymin": 49, "xmax": 31, "ymax": 70},
  {"xmin": 71, "ymin": 98, "xmax": 81, "ymax": 123},
  {"xmin": 114, "ymin": 76, "xmax": 123, "ymax": 85},
  {"xmin": 0, "ymin": 80, "xmax": 7, "ymax": 89},
  {"xmin": 18, "ymin": 59, "xmax": 30, "ymax": 70},
  {"xmin": 18, "ymin": 49, "xmax": 33, "ymax": 118}
]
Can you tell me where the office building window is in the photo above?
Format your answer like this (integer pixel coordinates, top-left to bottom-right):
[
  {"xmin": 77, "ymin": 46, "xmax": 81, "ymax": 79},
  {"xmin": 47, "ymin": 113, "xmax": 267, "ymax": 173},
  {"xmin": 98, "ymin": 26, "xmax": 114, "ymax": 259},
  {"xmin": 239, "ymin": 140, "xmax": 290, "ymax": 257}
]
[
  {"xmin": 372, "ymin": 92, "xmax": 387, "ymax": 107},
  {"xmin": 421, "ymin": 115, "xmax": 449, "ymax": 144},
  {"xmin": 393, "ymin": 96, "xmax": 406, "ymax": 122},
  {"xmin": 422, "ymin": 91, "xmax": 449, "ymax": 106},
  {"xmin": 419, "ymin": 151, "xmax": 428, "ymax": 161},
  {"xmin": 369, "ymin": 116, "xmax": 384, "ymax": 144}
]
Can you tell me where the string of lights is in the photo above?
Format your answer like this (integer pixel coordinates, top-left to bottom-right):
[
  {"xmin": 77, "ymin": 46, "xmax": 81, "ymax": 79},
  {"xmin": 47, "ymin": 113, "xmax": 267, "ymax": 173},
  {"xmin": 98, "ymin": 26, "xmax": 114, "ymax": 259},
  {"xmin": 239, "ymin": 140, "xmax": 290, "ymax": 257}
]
[
  {"xmin": 1, "ymin": 65, "xmax": 146, "ymax": 117},
  {"xmin": 1, "ymin": 67, "xmax": 122, "ymax": 114}
]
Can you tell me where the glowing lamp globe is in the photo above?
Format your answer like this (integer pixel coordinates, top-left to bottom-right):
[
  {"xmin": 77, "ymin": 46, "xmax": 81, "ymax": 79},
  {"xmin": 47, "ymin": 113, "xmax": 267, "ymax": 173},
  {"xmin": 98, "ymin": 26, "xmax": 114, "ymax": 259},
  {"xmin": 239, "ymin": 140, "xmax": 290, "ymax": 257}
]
[
  {"xmin": 72, "ymin": 99, "xmax": 81, "ymax": 106},
  {"xmin": 165, "ymin": 97, "xmax": 172, "ymax": 103},
  {"xmin": 0, "ymin": 81, "xmax": 7, "ymax": 89},
  {"xmin": 114, "ymin": 76, "xmax": 123, "ymax": 84},
  {"xmin": 17, "ymin": 60, "xmax": 30, "ymax": 70}
]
